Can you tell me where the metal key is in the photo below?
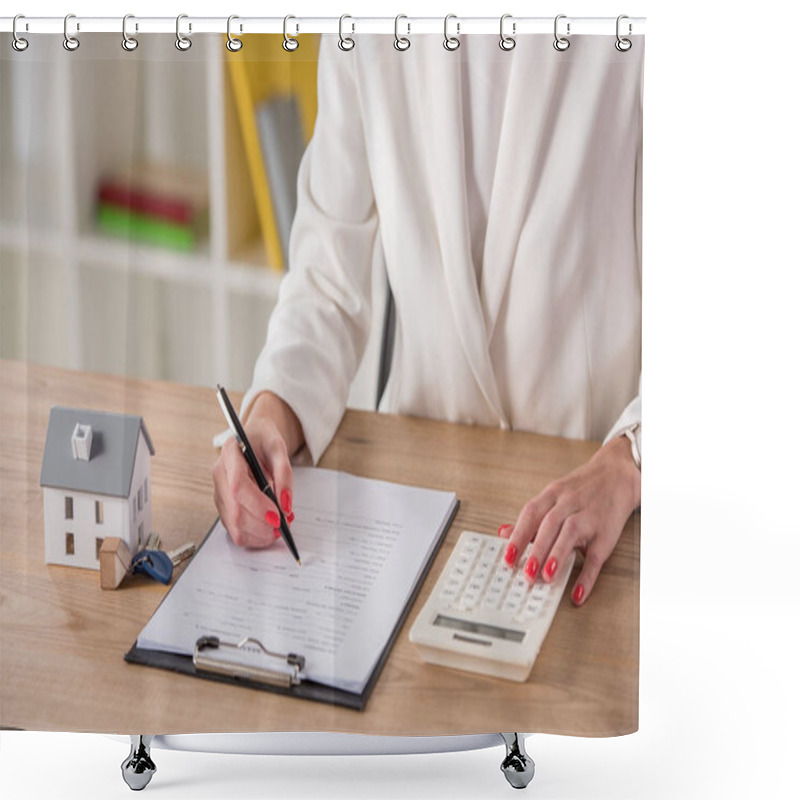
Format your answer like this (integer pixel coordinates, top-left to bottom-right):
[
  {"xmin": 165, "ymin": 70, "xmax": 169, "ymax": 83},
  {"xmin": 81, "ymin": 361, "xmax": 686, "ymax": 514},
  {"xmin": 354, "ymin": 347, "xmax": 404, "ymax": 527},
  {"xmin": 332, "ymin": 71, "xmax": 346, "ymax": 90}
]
[{"xmin": 166, "ymin": 541, "xmax": 195, "ymax": 567}]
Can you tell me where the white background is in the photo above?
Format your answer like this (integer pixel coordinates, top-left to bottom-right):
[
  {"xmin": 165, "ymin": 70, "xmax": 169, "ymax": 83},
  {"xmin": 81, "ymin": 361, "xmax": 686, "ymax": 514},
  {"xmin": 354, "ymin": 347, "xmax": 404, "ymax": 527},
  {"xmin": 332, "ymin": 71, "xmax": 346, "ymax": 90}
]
[{"xmin": 2, "ymin": 1, "xmax": 799, "ymax": 798}]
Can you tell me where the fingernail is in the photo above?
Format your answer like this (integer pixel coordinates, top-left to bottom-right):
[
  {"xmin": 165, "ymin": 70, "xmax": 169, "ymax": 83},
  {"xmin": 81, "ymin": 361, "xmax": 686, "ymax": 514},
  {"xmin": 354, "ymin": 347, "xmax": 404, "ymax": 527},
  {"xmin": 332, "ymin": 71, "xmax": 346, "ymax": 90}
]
[
  {"xmin": 497, "ymin": 524, "xmax": 512, "ymax": 538},
  {"xmin": 544, "ymin": 557, "xmax": 558, "ymax": 580},
  {"xmin": 274, "ymin": 527, "xmax": 281, "ymax": 539},
  {"xmin": 287, "ymin": 511, "xmax": 295, "ymax": 523},
  {"xmin": 572, "ymin": 584, "xmax": 585, "ymax": 604},
  {"xmin": 281, "ymin": 489, "xmax": 292, "ymax": 513},
  {"xmin": 504, "ymin": 543, "xmax": 518, "ymax": 565},
  {"xmin": 265, "ymin": 510, "xmax": 280, "ymax": 527},
  {"xmin": 524, "ymin": 556, "xmax": 539, "ymax": 581}
]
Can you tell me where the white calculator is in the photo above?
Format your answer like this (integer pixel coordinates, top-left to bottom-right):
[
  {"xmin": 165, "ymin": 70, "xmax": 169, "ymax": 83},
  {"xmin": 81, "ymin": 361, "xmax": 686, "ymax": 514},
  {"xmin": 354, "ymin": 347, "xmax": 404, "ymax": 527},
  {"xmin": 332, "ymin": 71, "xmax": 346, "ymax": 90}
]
[{"xmin": 410, "ymin": 530, "xmax": 575, "ymax": 681}]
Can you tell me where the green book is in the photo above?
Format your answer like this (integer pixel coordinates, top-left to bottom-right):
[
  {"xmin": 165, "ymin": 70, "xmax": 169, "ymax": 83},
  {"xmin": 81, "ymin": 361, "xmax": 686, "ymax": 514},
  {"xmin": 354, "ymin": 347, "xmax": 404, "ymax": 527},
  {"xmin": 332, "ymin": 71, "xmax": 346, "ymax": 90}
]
[{"xmin": 97, "ymin": 204, "xmax": 195, "ymax": 252}]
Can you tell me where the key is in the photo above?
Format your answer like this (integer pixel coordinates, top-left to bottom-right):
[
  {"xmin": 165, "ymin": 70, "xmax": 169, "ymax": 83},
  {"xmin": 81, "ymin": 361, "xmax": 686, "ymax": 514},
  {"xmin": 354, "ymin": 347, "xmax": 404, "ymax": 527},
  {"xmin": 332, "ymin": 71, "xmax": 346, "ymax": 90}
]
[
  {"xmin": 166, "ymin": 541, "xmax": 195, "ymax": 567},
  {"xmin": 131, "ymin": 549, "xmax": 174, "ymax": 584},
  {"xmin": 145, "ymin": 531, "xmax": 162, "ymax": 551}
]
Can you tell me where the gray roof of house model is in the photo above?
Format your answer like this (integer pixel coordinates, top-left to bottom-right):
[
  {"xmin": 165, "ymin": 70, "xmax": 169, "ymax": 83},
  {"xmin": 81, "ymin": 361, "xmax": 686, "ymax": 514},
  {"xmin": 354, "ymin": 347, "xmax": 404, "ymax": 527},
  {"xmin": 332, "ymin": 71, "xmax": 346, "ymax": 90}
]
[{"xmin": 40, "ymin": 407, "xmax": 155, "ymax": 498}]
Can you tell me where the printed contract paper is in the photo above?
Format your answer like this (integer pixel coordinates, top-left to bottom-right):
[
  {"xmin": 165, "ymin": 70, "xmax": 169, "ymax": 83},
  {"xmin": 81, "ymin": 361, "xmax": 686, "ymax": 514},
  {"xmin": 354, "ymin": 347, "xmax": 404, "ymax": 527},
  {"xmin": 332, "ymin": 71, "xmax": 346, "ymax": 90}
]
[{"xmin": 136, "ymin": 467, "xmax": 458, "ymax": 694}]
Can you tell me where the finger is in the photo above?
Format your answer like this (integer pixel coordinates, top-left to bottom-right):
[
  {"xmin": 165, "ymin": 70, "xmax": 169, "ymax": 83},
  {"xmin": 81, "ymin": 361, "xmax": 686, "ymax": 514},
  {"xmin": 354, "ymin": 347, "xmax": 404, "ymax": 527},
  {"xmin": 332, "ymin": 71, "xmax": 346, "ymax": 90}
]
[
  {"xmin": 521, "ymin": 503, "xmax": 570, "ymax": 582},
  {"xmin": 257, "ymin": 431, "xmax": 294, "ymax": 523},
  {"xmin": 216, "ymin": 441, "xmax": 278, "ymax": 547},
  {"xmin": 540, "ymin": 514, "xmax": 584, "ymax": 585},
  {"xmin": 221, "ymin": 437, "xmax": 280, "ymax": 525},
  {"xmin": 497, "ymin": 524, "xmax": 513, "ymax": 539},
  {"xmin": 504, "ymin": 491, "xmax": 558, "ymax": 570},
  {"xmin": 570, "ymin": 546, "xmax": 605, "ymax": 606},
  {"xmin": 215, "ymin": 482, "xmax": 281, "ymax": 549}
]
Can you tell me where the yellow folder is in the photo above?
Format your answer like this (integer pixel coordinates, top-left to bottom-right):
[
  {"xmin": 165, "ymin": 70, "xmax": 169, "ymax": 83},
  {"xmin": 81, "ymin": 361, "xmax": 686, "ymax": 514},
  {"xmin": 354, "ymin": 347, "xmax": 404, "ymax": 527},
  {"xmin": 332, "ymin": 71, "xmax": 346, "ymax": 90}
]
[{"xmin": 226, "ymin": 34, "xmax": 319, "ymax": 271}]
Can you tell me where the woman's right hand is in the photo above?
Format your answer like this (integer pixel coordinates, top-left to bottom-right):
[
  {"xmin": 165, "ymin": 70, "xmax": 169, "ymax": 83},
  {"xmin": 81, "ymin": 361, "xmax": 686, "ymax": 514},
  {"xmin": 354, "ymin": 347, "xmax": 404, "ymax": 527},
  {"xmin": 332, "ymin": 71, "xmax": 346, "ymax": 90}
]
[{"xmin": 212, "ymin": 391, "xmax": 304, "ymax": 548}]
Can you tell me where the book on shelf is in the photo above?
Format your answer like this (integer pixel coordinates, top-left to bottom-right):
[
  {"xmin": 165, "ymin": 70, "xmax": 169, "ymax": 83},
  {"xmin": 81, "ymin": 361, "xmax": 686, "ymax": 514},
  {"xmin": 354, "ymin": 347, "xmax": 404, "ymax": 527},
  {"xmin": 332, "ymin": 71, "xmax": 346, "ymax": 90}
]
[
  {"xmin": 255, "ymin": 95, "xmax": 307, "ymax": 268},
  {"xmin": 95, "ymin": 162, "xmax": 209, "ymax": 252}
]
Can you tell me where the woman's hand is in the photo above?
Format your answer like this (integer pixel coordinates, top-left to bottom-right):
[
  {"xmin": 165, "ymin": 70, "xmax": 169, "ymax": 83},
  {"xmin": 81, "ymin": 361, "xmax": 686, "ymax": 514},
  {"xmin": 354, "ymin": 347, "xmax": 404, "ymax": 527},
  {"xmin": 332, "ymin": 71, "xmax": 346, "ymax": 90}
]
[
  {"xmin": 212, "ymin": 391, "xmax": 305, "ymax": 548},
  {"xmin": 498, "ymin": 435, "xmax": 640, "ymax": 606}
]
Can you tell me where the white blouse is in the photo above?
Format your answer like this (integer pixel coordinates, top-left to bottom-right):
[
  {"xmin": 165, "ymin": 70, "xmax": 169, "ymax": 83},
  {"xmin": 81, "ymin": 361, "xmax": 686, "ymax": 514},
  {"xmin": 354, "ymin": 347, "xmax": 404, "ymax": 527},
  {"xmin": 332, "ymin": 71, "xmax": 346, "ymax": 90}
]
[{"xmin": 241, "ymin": 34, "xmax": 643, "ymax": 465}]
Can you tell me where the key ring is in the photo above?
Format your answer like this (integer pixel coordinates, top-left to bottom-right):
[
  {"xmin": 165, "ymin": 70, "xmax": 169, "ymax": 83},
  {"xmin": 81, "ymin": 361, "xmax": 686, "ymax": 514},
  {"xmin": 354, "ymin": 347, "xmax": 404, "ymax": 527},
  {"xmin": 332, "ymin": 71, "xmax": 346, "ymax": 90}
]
[
  {"xmin": 553, "ymin": 14, "xmax": 570, "ymax": 51},
  {"xmin": 122, "ymin": 14, "xmax": 138, "ymax": 51},
  {"xmin": 499, "ymin": 14, "xmax": 515, "ymax": 51},
  {"xmin": 12, "ymin": 15, "xmax": 29, "ymax": 52},
  {"xmin": 394, "ymin": 15, "xmax": 410, "ymax": 51},
  {"xmin": 338, "ymin": 14, "xmax": 355, "ymax": 51},
  {"xmin": 227, "ymin": 15, "xmax": 243, "ymax": 52},
  {"xmin": 175, "ymin": 13, "xmax": 192, "ymax": 51},
  {"xmin": 443, "ymin": 14, "xmax": 460, "ymax": 51},
  {"xmin": 63, "ymin": 13, "xmax": 80, "ymax": 51},
  {"xmin": 283, "ymin": 15, "xmax": 299, "ymax": 51}
]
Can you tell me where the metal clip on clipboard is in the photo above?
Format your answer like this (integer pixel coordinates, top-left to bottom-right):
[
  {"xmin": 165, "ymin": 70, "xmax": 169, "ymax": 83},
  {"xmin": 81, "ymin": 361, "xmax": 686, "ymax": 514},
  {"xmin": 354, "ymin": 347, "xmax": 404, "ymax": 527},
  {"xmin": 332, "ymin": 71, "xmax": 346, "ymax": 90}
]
[{"xmin": 193, "ymin": 636, "xmax": 306, "ymax": 688}]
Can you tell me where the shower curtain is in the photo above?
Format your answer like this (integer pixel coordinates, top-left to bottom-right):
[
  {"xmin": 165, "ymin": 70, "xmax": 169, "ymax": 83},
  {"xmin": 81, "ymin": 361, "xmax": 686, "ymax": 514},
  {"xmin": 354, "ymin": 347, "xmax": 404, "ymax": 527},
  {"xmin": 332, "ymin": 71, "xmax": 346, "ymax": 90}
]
[{"xmin": 0, "ymin": 19, "xmax": 643, "ymax": 740}]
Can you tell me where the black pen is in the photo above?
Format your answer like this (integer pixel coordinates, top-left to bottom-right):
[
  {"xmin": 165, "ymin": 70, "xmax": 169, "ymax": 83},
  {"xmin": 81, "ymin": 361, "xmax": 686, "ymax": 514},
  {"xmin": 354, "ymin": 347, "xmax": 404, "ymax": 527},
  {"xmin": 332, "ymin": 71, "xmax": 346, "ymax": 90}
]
[{"xmin": 216, "ymin": 384, "xmax": 301, "ymax": 566}]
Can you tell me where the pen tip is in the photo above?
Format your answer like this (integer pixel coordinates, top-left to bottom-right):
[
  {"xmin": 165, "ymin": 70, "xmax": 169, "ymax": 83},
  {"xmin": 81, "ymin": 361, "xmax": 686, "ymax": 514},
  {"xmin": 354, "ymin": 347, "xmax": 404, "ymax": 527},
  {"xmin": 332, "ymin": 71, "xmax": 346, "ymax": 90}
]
[{"xmin": 297, "ymin": 559, "xmax": 302, "ymax": 567}]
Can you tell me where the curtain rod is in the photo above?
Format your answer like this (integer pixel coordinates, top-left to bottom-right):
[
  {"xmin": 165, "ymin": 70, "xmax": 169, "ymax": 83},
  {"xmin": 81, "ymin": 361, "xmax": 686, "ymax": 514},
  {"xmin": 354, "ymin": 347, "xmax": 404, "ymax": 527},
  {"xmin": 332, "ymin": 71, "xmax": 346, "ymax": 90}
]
[{"xmin": 0, "ymin": 16, "xmax": 646, "ymax": 36}]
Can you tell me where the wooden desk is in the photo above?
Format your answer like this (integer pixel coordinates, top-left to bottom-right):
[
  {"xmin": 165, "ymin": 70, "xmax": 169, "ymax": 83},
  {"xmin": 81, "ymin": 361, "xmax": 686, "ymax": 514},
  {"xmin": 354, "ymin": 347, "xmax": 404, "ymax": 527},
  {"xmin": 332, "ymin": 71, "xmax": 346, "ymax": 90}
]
[{"xmin": 0, "ymin": 361, "xmax": 638, "ymax": 737}]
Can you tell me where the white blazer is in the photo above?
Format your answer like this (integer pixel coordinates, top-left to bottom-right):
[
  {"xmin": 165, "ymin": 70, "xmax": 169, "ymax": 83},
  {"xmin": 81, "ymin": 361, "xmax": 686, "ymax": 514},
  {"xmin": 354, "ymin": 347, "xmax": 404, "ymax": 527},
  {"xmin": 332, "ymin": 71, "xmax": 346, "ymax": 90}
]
[{"xmin": 242, "ymin": 35, "xmax": 644, "ymax": 465}]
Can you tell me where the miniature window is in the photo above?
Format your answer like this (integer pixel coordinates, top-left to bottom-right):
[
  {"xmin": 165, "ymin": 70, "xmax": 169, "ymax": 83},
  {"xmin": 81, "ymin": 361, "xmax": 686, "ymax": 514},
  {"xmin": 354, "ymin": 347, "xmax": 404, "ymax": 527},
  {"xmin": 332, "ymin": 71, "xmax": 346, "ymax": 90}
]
[
  {"xmin": 138, "ymin": 522, "xmax": 144, "ymax": 548},
  {"xmin": 65, "ymin": 533, "xmax": 74, "ymax": 555},
  {"xmin": 144, "ymin": 478, "xmax": 148, "ymax": 503},
  {"xmin": 131, "ymin": 499, "xmax": 136, "ymax": 525},
  {"xmin": 96, "ymin": 538, "xmax": 103, "ymax": 560},
  {"xmin": 138, "ymin": 486, "xmax": 143, "ymax": 512},
  {"xmin": 65, "ymin": 496, "xmax": 73, "ymax": 520},
  {"xmin": 95, "ymin": 500, "xmax": 104, "ymax": 524}
]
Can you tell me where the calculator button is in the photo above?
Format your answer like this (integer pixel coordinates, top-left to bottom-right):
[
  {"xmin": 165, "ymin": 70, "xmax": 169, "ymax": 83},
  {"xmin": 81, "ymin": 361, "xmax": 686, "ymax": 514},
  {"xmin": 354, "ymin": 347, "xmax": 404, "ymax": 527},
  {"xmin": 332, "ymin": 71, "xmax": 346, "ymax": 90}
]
[
  {"xmin": 460, "ymin": 590, "xmax": 479, "ymax": 610},
  {"xmin": 502, "ymin": 598, "xmax": 522, "ymax": 615},
  {"xmin": 472, "ymin": 568, "xmax": 490, "ymax": 587},
  {"xmin": 484, "ymin": 540, "xmax": 501, "ymax": 558},
  {"xmin": 519, "ymin": 599, "xmax": 542, "ymax": 621},
  {"xmin": 511, "ymin": 576, "xmax": 529, "ymax": 592}
]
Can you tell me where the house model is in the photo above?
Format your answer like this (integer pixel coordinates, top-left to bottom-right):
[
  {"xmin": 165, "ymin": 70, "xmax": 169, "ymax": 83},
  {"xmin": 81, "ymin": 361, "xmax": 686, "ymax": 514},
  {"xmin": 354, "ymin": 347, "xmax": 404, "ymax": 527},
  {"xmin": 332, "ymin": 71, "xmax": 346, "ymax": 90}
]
[{"xmin": 40, "ymin": 407, "xmax": 155, "ymax": 570}]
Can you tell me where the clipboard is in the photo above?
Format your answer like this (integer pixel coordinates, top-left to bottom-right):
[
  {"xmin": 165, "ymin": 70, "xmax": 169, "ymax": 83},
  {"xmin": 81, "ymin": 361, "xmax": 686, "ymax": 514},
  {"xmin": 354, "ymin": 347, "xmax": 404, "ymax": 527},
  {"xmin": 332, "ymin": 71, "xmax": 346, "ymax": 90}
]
[{"xmin": 125, "ymin": 499, "xmax": 459, "ymax": 711}]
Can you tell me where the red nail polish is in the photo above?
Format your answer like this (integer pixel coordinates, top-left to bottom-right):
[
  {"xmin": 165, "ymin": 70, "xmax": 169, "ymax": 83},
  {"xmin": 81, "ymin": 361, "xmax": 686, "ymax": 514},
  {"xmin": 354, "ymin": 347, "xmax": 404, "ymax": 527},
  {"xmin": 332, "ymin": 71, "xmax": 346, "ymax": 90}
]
[
  {"xmin": 544, "ymin": 557, "xmax": 558, "ymax": 579},
  {"xmin": 572, "ymin": 584, "xmax": 585, "ymax": 604},
  {"xmin": 504, "ymin": 544, "xmax": 518, "ymax": 565},
  {"xmin": 265, "ymin": 511, "xmax": 280, "ymax": 527},
  {"xmin": 497, "ymin": 524, "xmax": 512, "ymax": 538},
  {"xmin": 287, "ymin": 511, "xmax": 295, "ymax": 523},
  {"xmin": 524, "ymin": 557, "xmax": 539, "ymax": 581},
  {"xmin": 281, "ymin": 489, "xmax": 292, "ymax": 513},
  {"xmin": 274, "ymin": 528, "xmax": 281, "ymax": 539}
]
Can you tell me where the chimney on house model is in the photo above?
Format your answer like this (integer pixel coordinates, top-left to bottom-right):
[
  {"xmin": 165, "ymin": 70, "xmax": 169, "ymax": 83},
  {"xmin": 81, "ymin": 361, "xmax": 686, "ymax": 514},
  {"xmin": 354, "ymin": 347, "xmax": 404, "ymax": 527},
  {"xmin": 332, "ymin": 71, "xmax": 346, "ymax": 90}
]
[{"xmin": 71, "ymin": 423, "xmax": 93, "ymax": 461}]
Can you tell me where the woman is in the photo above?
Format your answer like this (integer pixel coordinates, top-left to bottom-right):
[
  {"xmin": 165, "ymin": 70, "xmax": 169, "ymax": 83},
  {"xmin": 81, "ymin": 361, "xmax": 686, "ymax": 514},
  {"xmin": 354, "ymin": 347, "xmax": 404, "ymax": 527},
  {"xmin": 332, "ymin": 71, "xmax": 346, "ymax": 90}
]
[{"xmin": 213, "ymin": 34, "xmax": 642, "ymax": 607}]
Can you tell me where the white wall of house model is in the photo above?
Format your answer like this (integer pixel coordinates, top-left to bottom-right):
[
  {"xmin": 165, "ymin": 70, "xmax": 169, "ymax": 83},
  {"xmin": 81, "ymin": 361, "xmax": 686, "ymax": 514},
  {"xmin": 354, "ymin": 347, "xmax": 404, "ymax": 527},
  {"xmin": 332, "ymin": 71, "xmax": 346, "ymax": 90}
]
[{"xmin": 40, "ymin": 408, "xmax": 155, "ymax": 570}]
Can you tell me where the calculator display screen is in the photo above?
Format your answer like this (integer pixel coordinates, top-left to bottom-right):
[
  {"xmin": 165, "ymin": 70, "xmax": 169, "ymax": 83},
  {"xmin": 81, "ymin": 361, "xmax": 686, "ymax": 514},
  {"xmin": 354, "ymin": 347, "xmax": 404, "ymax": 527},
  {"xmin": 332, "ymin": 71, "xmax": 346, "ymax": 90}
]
[{"xmin": 433, "ymin": 614, "xmax": 525, "ymax": 643}]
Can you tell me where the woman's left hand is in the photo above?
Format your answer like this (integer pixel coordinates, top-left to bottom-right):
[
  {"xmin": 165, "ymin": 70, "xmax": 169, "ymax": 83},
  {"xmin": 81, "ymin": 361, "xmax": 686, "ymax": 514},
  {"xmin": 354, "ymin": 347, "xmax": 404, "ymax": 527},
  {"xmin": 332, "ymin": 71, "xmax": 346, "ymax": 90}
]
[{"xmin": 499, "ymin": 436, "xmax": 641, "ymax": 606}]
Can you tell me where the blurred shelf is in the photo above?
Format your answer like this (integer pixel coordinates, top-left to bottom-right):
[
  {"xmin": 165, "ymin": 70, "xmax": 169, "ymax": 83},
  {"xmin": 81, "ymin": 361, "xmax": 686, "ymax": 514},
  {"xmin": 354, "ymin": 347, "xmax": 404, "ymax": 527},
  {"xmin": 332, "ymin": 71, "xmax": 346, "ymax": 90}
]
[{"xmin": 1, "ymin": 221, "xmax": 284, "ymax": 298}]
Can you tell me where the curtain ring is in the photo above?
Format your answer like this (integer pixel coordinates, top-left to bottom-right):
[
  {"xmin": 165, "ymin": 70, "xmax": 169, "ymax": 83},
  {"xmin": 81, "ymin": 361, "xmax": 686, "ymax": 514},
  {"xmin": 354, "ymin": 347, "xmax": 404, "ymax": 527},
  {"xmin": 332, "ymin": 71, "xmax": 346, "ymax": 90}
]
[
  {"xmin": 122, "ymin": 14, "xmax": 139, "ymax": 51},
  {"xmin": 553, "ymin": 14, "xmax": 570, "ymax": 51},
  {"xmin": 283, "ymin": 15, "xmax": 299, "ymax": 51},
  {"xmin": 12, "ymin": 15, "xmax": 29, "ymax": 52},
  {"xmin": 443, "ymin": 14, "xmax": 460, "ymax": 51},
  {"xmin": 175, "ymin": 14, "xmax": 192, "ymax": 51},
  {"xmin": 615, "ymin": 14, "xmax": 632, "ymax": 51},
  {"xmin": 394, "ymin": 15, "xmax": 410, "ymax": 51},
  {"xmin": 338, "ymin": 14, "xmax": 355, "ymax": 51},
  {"xmin": 227, "ymin": 15, "xmax": 243, "ymax": 52},
  {"xmin": 499, "ymin": 14, "xmax": 515, "ymax": 51},
  {"xmin": 63, "ymin": 14, "xmax": 80, "ymax": 51}
]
